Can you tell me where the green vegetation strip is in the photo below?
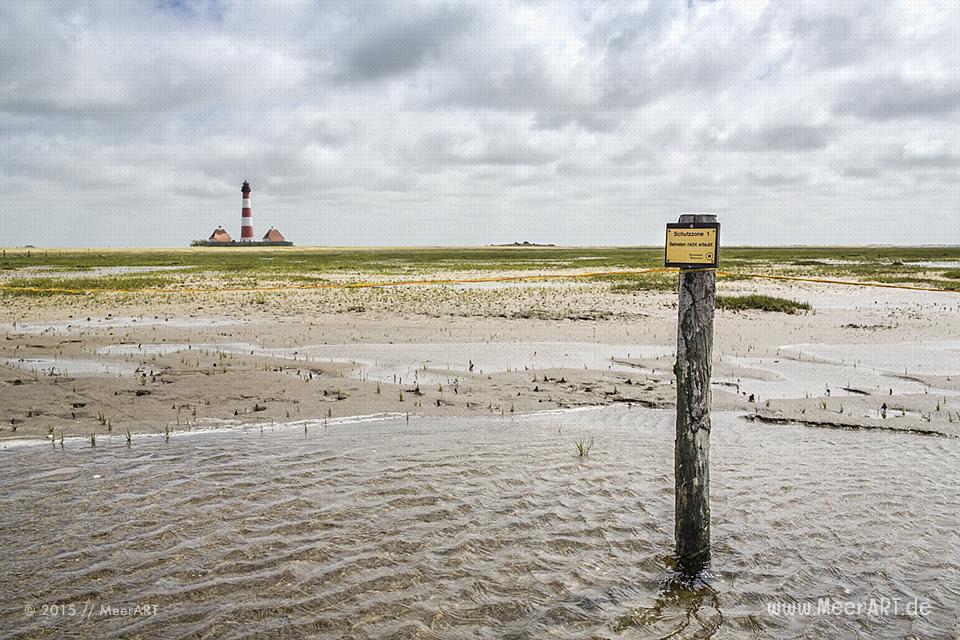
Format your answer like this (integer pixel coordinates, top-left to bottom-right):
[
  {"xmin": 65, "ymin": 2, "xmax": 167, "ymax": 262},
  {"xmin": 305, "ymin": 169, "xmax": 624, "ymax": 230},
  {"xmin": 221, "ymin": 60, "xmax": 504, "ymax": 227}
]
[
  {"xmin": 2, "ymin": 246, "xmax": 959, "ymax": 296},
  {"xmin": 2, "ymin": 276, "xmax": 178, "ymax": 296},
  {"xmin": 599, "ymin": 272, "xmax": 677, "ymax": 293},
  {"xmin": 2, "ymin": 246, "xmax": 958, "ymax": 275},
  {"xmin": 716, "ymin": 295, "xmax": 811, "ymax": 314}
]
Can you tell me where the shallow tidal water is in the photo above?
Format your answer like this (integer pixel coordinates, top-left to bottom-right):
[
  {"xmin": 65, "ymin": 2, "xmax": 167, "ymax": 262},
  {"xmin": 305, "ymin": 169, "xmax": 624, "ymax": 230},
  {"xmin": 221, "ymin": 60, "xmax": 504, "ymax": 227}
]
[
  {"xmin": 1, "ymin": 407, "xmax": 958, "ymax": 639},
  {"xmin": 98, "ymin": 341, "xmax": 676, "ymax": 384}
]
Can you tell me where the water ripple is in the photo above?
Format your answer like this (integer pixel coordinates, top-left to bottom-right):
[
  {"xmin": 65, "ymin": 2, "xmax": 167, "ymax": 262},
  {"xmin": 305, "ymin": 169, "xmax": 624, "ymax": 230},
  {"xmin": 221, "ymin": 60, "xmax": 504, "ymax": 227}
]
[{"xmin": 1, "ymin": 407, "xmax": 958, "ymax": 639}]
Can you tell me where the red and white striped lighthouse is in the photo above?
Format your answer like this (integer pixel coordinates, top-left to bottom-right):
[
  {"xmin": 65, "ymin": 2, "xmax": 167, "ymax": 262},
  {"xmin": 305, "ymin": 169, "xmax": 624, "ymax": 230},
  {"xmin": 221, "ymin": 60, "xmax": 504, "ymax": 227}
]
[{"xmin": 240, "ymin": 180, "xmax": 253, "ymax": 241}]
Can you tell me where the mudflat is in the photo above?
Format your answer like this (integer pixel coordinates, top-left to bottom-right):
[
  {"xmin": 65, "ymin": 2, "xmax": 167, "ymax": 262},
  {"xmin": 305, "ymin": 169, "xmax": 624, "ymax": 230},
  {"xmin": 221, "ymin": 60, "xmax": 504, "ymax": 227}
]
[{"xmin": 2, "ymin": 247, "xmax": 959, "ymax": 442}]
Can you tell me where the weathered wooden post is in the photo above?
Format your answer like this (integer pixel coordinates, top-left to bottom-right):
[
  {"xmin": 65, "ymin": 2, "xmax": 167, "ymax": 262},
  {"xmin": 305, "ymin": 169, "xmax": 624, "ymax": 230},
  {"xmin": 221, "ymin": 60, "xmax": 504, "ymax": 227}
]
[{"xmin": 665, "ymin": 213, "xmax": 719, "ymax": 575}]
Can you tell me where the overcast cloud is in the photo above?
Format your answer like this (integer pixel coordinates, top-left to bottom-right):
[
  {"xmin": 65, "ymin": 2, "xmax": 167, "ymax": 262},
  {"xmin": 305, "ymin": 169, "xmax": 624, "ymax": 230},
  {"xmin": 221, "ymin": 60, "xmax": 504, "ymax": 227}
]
[{"xmin": 1, "ymin": 0, "xmax": 958, "ymax": 247}]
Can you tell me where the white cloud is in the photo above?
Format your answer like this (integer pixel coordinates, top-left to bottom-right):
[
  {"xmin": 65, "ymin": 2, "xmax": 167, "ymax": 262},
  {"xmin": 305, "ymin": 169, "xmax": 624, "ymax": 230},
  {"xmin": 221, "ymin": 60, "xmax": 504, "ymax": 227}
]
[{"xmin": 0, "ymin": 0, "xmax": 958, "ymax": 246}]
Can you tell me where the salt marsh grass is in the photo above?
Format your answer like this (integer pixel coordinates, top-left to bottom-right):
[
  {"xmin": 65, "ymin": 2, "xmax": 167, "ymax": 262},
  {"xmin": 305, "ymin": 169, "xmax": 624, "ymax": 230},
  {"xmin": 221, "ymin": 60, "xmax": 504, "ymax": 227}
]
[
  {"xmin": 717, "ymin": 295, "xmax": 811, "ymax": 314},
  {"xmin": 2, "ymin": 246, "xmax": 960, "ymax": 299},
  {"xmin": 575, "ymin": 437, "xmax": 594, "ymax": 457}
]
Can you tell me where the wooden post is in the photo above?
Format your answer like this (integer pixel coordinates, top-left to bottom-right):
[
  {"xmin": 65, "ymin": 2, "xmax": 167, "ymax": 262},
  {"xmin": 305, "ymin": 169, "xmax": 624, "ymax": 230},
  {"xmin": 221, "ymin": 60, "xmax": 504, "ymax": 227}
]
[{"xmin": 673, "ymin": 213, "xmax": 716, "ymax": 574}]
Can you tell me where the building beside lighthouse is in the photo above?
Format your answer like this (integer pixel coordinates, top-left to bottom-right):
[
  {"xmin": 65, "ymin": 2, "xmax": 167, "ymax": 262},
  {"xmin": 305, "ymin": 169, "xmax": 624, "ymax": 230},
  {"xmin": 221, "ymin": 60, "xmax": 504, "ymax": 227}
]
[
  {"xmin": 208, "ymin": 226, "xmax": 232, "ymax": 243},
  {"xmin": 262, "ymin": 228, "xmax": 286, "ymax": 242},
  {"xmin": 192, "ymin": 180, "xmax": 293, "ymax": 246}
]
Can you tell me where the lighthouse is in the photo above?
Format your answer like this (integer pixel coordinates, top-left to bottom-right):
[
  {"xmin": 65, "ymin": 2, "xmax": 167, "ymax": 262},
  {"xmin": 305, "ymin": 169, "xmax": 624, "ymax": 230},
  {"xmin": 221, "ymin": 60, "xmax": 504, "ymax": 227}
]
[
  {"xmin": 240, "ymin": 180, "xmax": 253, "ymax": 241},
  {"xmin": 190, "ymin": 180, "xmax": 293, "ymax": 246}
]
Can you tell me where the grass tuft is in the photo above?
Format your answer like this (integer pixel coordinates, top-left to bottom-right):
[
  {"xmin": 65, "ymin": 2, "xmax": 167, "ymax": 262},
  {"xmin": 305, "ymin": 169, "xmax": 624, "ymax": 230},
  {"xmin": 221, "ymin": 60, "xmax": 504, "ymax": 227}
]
[
  {"xmin": 716, "ymin": 294, "xmax": 811, "ymax": 314},
  {"xmin": 601, "ymin": 273, "xmax": 676, "ymax": 293},
  {"xmin": 575, "ymin": 437, "xmax": 594, "ymax": 457}
]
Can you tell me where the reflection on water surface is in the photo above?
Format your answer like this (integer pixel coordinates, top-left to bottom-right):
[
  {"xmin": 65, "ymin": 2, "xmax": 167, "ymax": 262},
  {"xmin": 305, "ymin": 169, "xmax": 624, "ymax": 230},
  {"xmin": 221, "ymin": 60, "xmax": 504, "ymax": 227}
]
[{"xmin": 1, "ymin": 407, "xmax": 957, "ymax": 638}]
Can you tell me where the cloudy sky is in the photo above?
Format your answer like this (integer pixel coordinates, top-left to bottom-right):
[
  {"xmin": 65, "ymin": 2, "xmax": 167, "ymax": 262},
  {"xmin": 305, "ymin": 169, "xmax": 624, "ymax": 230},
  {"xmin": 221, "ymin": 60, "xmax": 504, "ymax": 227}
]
[{"xmin": 2, "ymin": 0, "xmax": 958, "ymax": 247}]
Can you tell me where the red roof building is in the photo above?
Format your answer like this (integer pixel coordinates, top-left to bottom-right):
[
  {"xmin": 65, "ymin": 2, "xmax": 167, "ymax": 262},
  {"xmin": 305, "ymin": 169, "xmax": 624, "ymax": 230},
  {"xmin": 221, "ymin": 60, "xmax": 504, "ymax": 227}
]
[
  {"xmin": 262, "ymin": 228, "xmax": 285, "ymax": 242},
  {"xmin": 209, "ymin": 226, "xmax": 232, "ymax": 243}
]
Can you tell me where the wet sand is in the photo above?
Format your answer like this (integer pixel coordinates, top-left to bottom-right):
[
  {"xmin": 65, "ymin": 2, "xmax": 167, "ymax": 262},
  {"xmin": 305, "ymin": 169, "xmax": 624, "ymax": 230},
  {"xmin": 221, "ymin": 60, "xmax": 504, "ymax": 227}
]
[{"xmin": 2, "ymin": 275, "xmax": 960, "ymax": 442}]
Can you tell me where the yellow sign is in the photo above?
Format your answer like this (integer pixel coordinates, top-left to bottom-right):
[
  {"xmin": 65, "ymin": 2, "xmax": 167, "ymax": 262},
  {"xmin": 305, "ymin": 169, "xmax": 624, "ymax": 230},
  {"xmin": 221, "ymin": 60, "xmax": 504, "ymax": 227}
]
[{"xmin": 665, "ymin": 223, "xmax": 720, "ymax": 267}]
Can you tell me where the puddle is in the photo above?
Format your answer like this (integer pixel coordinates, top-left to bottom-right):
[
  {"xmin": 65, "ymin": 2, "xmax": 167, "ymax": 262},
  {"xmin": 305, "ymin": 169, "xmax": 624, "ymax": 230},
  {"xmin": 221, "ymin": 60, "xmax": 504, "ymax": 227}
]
[
  {"xmin": 97, "ymin": 338, "xmax": 958, "ymax": 399},
  {"xmin": 3, "ymin": 357, "xmax": 142, "ymax": 377},
  {"xmin": 720, "ymin": 355, "xmax": 947, "ymax": 401},
  {"xmin": 294, "ymin": 342, "xmax": 676, "ymax": 383},
  {"xmin": 860, "ymin": 407, "xmax": 931, "ymax": 421},
  {"xmin": 98, "ymin": 342, "xmax": 252, "ymax": 357},
  {"xmin": 781, "ymin": 341, "xmax": 960, "ymax": 377},
  {"xmin": 905, "ymin": 261, "xmax": 960, "ymax": 269},
  {"xmin": 797, "ymin": 288, "xmax": 960, "ymax": 311},
  {"xmin": 3, "ymin": 316, "xmax": 245, "ymax": 335},
  {"xmin": 99, "ymin": 342, "xmax": 675, "ymax": 383}
]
